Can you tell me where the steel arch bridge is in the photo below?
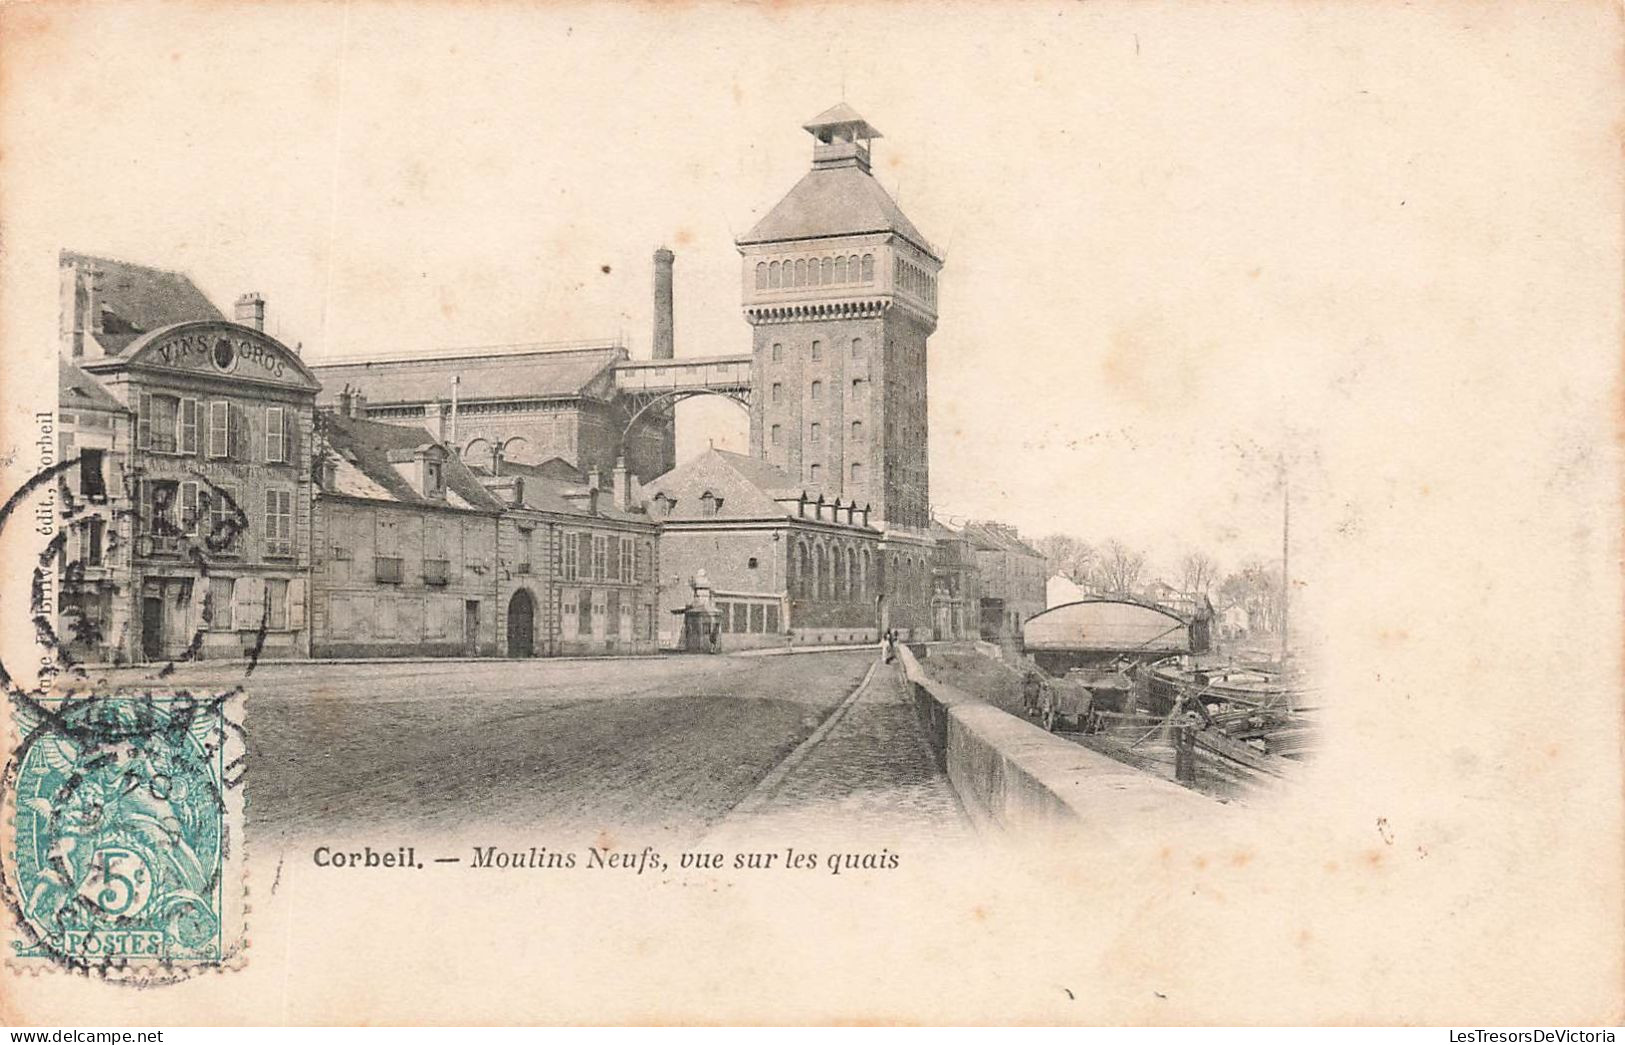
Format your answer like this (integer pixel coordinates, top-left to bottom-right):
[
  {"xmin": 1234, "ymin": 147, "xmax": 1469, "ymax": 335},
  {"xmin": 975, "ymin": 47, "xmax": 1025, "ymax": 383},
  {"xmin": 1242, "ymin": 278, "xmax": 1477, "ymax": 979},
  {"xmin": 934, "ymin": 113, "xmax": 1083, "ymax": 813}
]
[{"xmin": 613, "ymin": 354, "xmax": 754, "ymax": 439}]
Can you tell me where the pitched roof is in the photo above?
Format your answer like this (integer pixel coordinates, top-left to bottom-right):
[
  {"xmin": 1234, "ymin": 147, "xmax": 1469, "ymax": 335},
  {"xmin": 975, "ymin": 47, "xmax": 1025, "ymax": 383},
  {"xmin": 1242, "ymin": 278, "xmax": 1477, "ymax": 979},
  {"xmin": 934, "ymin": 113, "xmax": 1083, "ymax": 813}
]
[
  {"xmin": 641, "ymin": 449, "xmax": 790, "ymax": 521},
  {"xmin": 737, "ymin": 164, "xmax": 937, "ymax": 258},
  {"xmin": 310, "ymin": 345, "xmax": 624, "ymax": 407},
  {"xmin": 59, "ymin": 359, "xmax": 127, "ymax": 413},
  {"xmin": 61, "ymin": 250, "xmax": 225, "ymax": 355},
  {"xmin": 962, "ymin": 520, "xmax": 1045, "ymax": 559},
  {"xmin": 319, "ymin": 410, "xmax": 502, "ymax": 512},
  {"xmin": 803, "ymin": 103, "xmax": 883, "ymax": 140},
  {"xmin": 473, "ymin": 458, "xmax": 648, "ymax": 524}
]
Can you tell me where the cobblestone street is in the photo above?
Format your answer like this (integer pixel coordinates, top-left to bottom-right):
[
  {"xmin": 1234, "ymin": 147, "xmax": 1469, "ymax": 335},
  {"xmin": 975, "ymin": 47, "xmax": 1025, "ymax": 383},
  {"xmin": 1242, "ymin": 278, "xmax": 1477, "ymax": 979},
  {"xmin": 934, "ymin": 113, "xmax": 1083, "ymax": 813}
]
[
  {"xmin": 70, "ymin": 650, "xmax": 971, "ymax": 849},
  {"xmin": 705, "ymin": 659, "xmax": 973, "ymax": 846}
]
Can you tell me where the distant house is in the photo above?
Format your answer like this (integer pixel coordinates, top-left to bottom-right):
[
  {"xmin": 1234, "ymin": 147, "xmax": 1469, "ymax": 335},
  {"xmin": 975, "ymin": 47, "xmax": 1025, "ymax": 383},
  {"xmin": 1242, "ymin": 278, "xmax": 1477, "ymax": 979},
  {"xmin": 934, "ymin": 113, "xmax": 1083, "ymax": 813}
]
[
  {"xmin": 961, "ymin": 521, "xmax": 1048, "ymax": 641},
  {"xmin": 1219, "ymin": 604, "xmax": 1251, "ymax": 640},
  {"xmin": 1046, "ymin": 572, "xmax": 1086, "ymax": 609}
]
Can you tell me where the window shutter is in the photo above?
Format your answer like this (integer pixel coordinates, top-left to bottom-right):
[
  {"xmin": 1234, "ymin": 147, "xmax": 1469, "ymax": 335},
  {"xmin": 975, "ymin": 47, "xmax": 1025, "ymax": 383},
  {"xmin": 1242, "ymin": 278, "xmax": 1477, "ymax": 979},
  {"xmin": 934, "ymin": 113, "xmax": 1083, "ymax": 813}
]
[
  {"xmin": 136, "ymin": 392, "xmax": 152, "ymax": 450},
  {"xmin": 288, "ymin": 578, "xmax": 307, "ymax": 630},
  {"xmin": 229, "ymin": 403, "xmax": 246, "ymax": 461},
  {"xmin": 285, "ymin": 410, "xmax": 300, "ymax": 471}
]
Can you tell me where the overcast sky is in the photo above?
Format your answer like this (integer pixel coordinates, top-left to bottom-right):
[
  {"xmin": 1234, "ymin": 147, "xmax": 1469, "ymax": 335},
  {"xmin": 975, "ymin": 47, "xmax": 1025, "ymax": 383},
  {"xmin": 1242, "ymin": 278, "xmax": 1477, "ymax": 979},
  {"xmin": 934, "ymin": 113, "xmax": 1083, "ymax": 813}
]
[{"xmin": 3, "ymin": 1, "xmax": 1616, "ymax": 588}]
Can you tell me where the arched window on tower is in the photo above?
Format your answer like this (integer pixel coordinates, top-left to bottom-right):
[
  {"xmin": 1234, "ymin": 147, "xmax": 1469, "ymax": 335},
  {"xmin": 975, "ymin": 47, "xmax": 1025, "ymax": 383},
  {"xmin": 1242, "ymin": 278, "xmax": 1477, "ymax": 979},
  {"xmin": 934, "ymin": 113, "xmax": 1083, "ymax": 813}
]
[
  {"xmin": 795, "ymin": 259, "xmax": 807, "ymax": 286},
  {"xmin": 809, "ymin": 463, "xmax": 821, "ymax": 484},
  {"xmin": 771, "ymin": 342, "xmax": 782, "ymax": 362},
  {"xmin": 770, "ymin": 260, "xmax": 782, "ymax": 288},
  {"xmin": 851, "ymin": 420, "xmax": 863, "ymax": 441},
  {"xmin": 850, "ymin": 255, "xmax": 862, "ymax": 280},
  {"xmin": 821, "ymin": 257, "xmax": 833, "ymax": 284},
  {"xmin": 755, "ymin": 262, "xmax": 767, "ymax": 289},
  {"xmin": 835, "ymin": 256, "xmax": 848, "ymax": 283},
  {"xmin": 797, "ymin": 542, "xmax": 811, "ymax": 599},
  {"xmin": 852, "ymin": 337, "xmax": 863, "ymax": 358},
  {"xmin": 810, "ymin": 380, "xmax": 822, "ymax": 401},
  {"xmin": 810, "ymin": 340, "xmax": 821, "ymax": 361},
  {"xmin": 846, "ymin": 549, "xmax": 857, "ymax": 602},
  {"xmin": 851, "ymin": 462, "xmax": 863, "ymax": 483}
]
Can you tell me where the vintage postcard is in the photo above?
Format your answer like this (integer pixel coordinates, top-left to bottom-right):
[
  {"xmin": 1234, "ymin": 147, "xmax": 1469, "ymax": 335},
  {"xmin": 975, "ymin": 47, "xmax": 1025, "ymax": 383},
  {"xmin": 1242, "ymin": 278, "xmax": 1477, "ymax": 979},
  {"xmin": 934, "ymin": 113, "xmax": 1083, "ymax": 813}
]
[{"xmin": 0, "ymin": 0, "xmax": 1619, "ymax": 1027}]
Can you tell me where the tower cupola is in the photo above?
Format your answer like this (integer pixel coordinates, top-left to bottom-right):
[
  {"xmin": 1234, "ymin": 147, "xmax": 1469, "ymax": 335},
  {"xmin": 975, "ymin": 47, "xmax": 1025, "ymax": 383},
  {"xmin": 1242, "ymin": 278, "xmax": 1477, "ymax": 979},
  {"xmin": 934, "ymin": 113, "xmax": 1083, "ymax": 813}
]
[{"xmin": 803, "ymin": 103, "xmax": 883, "ymax": 173}]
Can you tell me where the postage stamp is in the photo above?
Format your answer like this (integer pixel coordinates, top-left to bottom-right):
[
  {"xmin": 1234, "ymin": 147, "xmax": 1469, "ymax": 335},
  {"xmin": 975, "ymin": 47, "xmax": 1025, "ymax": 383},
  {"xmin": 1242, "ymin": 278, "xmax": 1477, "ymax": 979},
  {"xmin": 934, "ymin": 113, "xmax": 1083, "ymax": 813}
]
[
  {"xmin": 4, "ymin": 687, "xmax": 247, "ymax": 982},
  {"xmin": 0, "ymin": 457, "xmax": 251, "ymax": 983}
]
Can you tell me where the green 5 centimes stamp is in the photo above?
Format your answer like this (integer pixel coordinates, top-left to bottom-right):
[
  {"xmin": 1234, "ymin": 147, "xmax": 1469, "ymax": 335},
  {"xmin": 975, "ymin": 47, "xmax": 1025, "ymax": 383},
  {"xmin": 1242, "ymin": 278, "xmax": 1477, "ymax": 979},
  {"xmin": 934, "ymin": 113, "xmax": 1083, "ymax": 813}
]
[{"xmin": 5, "ymin": 689, "xmax": 247, "ymax": 982}]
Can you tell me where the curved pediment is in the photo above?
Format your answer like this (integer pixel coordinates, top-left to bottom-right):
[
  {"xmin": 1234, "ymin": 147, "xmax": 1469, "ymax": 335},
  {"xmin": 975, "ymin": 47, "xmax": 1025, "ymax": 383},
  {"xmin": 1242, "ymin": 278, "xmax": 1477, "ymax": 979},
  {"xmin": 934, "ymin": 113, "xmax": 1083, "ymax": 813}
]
[{"xmin": 105, "ymin": 320, "xmax": 322, "ymax": 393}]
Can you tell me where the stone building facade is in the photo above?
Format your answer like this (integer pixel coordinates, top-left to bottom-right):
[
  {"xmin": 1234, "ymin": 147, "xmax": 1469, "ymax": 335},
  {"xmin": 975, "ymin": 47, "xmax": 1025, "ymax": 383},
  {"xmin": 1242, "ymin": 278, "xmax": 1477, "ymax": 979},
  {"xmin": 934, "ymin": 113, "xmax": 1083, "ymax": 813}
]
[
  {"xmin": 643, "ymin": 449, "xmax": 883, "ymax": 649},
  {"xmin": 738, "ymin": 104, "xmax": 940, "ymax": 533},
  {"xmin": 929, "ymin": 520, "xmax": 981, "ymax": 641},
  {"xmin": 482, "ymin": 457, "xmax": 661, "ymax": 658},
  {"xmin": 309, "ymin": 407, "xmax": 506, "ymax": 658},
  {"xmin": 57, "ymin": 251, "xmax": 320, "ymax": 663},
  {"xmin": 725, "ymin": 104, "xmax": 941, "ymax": 638},
  {"xmin": 963, "ymin": 520, "xmax": 1049, "ymax": 641},
  {"xmin": 310, "ymin": 342, "xmax": 678, "ymax": 484}
]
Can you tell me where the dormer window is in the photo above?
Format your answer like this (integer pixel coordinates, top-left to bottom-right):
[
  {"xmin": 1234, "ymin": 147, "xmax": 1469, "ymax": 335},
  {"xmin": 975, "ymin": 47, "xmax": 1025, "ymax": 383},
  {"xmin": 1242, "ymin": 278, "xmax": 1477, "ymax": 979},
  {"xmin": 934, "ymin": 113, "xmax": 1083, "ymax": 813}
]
[{"xmin": 699, "ymin": 490, "xmax": 722, "ymax": 517}]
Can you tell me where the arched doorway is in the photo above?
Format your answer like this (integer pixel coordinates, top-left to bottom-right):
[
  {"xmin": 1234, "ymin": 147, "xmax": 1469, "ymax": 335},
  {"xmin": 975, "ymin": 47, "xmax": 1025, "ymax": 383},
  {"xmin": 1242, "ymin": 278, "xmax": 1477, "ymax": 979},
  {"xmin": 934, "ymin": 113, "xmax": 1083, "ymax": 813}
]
[{"xmin": 507, "ymin": 588, "xmax": 536, "ymax": 658}]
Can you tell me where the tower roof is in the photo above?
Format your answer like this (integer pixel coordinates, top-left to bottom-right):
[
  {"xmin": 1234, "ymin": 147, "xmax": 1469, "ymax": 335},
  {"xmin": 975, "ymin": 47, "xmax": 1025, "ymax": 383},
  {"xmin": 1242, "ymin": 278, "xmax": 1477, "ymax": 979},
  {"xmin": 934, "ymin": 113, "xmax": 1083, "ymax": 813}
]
[
  {"xmin": 738, "ymin": 166, "xmax": 935, "ymax": 258},
  {"xmin": 739, "ymin": 107, "xmax": 936, "ymax": 258},
  {"xmin": 802, "ymin": 103, "xmax": 883, "ymax": 142}
]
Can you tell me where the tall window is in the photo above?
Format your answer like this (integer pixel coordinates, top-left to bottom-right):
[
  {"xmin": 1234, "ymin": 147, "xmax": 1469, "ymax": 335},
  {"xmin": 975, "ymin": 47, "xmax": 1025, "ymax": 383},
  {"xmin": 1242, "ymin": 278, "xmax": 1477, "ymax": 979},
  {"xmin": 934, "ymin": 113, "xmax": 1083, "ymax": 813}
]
[
  {"xmin": 809, "ymin": 463, "xmax": 821, "ymax": 483},
  {"xmin": 850, "ymin": 254, "xmax": 861, "ymax": 279},
  {"xmin": 138, "ymin": 393, "xmax": 180, "ymax": 453},
  {"xmin": 771, "ymin": 382, "xmax": 782, "ymax": 404},
  {"xmin": 179, "ymin": 481, "xmax": 200, "ymax": 535},
  {"xmin": 592, "ymin": 535, "xmax": 608, "ymax": 580},
  {"xmin": 851, "ymin": 420, "xmax": 863, "ymax": 441},
  {"xmin": 210, "ymin": 576, "xmax": 234, "ymax": 631},
  {"xmin": 770, "ymin": 424, "xmax": 781, "ymax": 446},
  {"xmin": 862, "ymin": 254, "xmax": 875, "ymax": 282},
  {"xmin": 794, "ymin": 259, "xmax": 807, "ymax": 286},
  {"xmin": 208, "ymin": 401, "xmax": 230, "ymax": 458},
  {"xmin": 267, "ymin": 578, "xmax": 289, "ymax": 630},
  {"xmin": 810, "ymin": 340, "xmax": 821, "ymax": 361},
  {"xmin": 178, "ymin": 398, "xmax": 199, "ymax": 454},
  {"xmin": 755, "ymin": 262, "xmax": 767, "ymax": 289},
  {"xmin": 207, "ymin": 484, "xmax": 239, "ymax": 551},
  {"xmin": 769, "ymin": 260, "xmax": 781, "ymax": 288},
  {"xmin": 835, "ymin": 256, "xmax": 848, "ymax": 283},
  {"xmin": 619, "ymin": 538, "xmax": 634, "ymax": 583},
  {"xmin": 265, "ymin": 489, "xmax": 293, "ymax": 556},
  {"xmin": 809, "ymin": 422, "xmax": 821, "ymax": 444},
  {"xmin": 562, "ymin": 531, "xmax": 579, "ymax": 580},
  {"xmin": 771, "ymin": 343, "xmax": 782, "ymax": 362},
  {"xmin": 79, "ymin": 449, "xmax": 106, "ymax": 500},
  {"xmin": 821, "ymin": 258, "xmax": 833, "ymax": 283},
  {"xmin": 851, "ymin": 462, "xmax": 863, "ymax": 482},
  {"xmin": 810, "ymin": 380, "xmax": 822, "ymax": 400},
  {"xmin": 266, "ymin": 406, "xmax": 286, "ymax": 463},
  {"xmin": 852, "ymin": 337, "xmax": 863, "ymax": 358},
  {"xmin": 606, "ymin": 532, "xmax": 621, "ymax": 581}
]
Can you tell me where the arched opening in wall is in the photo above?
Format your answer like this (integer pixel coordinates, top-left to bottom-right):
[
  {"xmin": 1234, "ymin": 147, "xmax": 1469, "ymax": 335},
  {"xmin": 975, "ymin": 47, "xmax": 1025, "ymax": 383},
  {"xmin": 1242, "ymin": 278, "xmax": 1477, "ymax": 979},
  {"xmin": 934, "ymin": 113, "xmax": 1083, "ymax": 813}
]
[
  {"xmin": 507, "ymin": 588, "xmax": 536, "ymax": 658},
  {"xmin": 673, "ymin": 395, "xmax": 749, "ymax": 464}
]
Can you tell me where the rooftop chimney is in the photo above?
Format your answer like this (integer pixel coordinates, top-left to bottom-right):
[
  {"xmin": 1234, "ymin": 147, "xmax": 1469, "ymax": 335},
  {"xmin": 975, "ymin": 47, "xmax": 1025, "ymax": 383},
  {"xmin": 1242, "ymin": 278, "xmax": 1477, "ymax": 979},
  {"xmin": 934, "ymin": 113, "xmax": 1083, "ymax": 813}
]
[
  {"xmin": 652, "ymin": 248, "xmax": 674, "ymax": 360},
  {"xmin": 235, "ymin": 293, "xmax": 265, "ymax": 331},
  {"xmin": 612, "ymin": 456, "xmax": 629, "ymax": 511}
]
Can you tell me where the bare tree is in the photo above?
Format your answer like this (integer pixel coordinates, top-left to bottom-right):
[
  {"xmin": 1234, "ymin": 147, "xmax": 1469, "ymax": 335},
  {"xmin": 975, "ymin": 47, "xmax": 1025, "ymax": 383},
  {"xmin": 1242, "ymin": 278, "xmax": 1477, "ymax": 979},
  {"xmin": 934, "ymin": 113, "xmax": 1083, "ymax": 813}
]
[
  {"xmin": 1180, "ymin": 550, "xmax": 1218, "ymax": 596},
  {"xmin": 1034, "ymin": 534, "xmax": 1095, "ymax": 585},
  {"xmin": 1097, "ymin": 539, "xmax": 1146, "ymax": 595}
]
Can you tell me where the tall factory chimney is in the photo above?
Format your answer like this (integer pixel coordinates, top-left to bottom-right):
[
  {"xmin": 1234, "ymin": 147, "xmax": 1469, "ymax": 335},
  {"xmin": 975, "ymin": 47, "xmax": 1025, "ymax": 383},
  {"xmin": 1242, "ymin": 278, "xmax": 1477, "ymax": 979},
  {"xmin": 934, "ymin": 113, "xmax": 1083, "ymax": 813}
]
[{"xmin": 652, "ymin": 247, "xmax": 675, "ymax": 360}]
